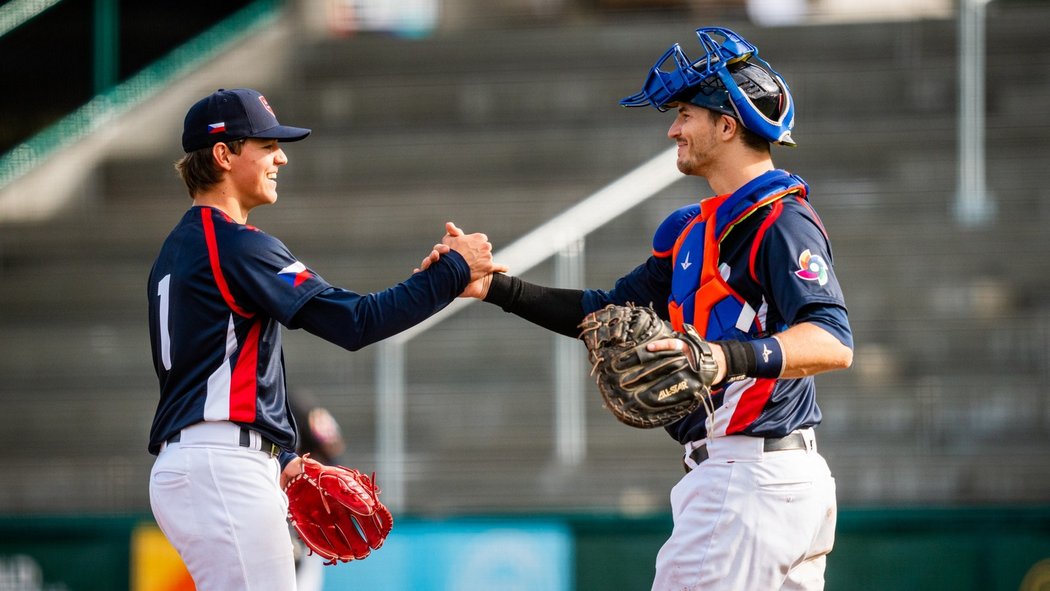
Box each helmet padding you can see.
[685,62,783,125]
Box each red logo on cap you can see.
[258,95,275,117]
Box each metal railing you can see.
[0,0,61,37]
[954,0,994,226]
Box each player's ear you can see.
[211,142,234,171]
[718,114,737,140]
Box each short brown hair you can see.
[707,110,770,154]
[174,139,246,198]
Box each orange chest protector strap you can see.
[666,185,802,340]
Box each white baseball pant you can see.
[149,421,297,591]
[652,428,837,591]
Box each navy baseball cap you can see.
[181,88,311,153]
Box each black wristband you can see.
[714,339,755,384]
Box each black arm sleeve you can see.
[483,273,586,338]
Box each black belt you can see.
[167,427,281,457]
[687,431,809,469]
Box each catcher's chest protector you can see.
[665,172,807,340]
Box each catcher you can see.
[429,27,854,591]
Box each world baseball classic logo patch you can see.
[794,249,828,286]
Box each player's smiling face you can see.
[229,138,288,208]
[667,102,721,176]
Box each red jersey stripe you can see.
[201,209,254,319]
[749,199,784,284]
[229,318,261,422]
[726,378,776,434]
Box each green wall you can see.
[2,508,1049,590]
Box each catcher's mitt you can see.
[579,304,718,428]
[284,454,393,564]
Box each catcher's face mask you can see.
[620,27,796,147]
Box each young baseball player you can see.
[440,27,853,590]
[146,88,505,591]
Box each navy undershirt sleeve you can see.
[579,256,674,318]
[290,250,470,350]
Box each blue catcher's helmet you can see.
[620,27,796,146]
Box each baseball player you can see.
[146,88,505,591]
[436,27,853,590]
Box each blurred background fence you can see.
[1,0,1048,589]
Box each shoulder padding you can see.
[652,204,701,258]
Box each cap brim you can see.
[249,124,311,143]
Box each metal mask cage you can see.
[620,27,796,146]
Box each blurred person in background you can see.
[288,390,347,591]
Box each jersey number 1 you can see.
[157,274,172,371]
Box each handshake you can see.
[414,221,508,299]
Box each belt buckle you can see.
[240,427,280,457]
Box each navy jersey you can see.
[580,169,851,445]
[146,206,468,455]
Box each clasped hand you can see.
[415,222,508,297]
